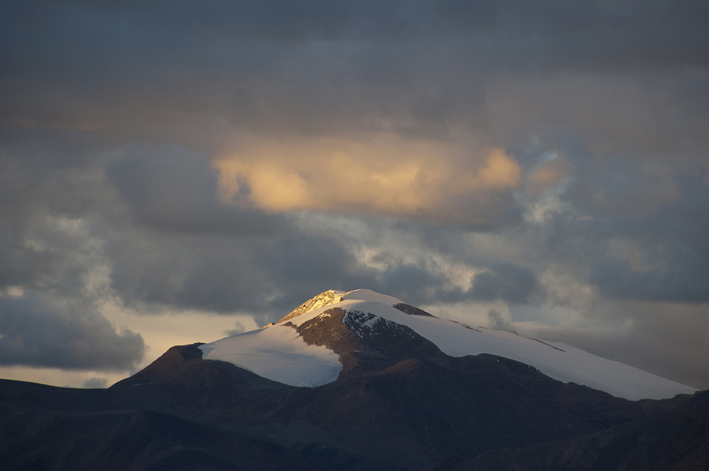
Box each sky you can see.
[1,0,708,390]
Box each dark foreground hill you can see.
[433,389,709,471]
[1,341,706,471]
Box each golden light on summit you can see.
[213,135,521,223]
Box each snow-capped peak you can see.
[277,289,346,324]
[199,288,697,400]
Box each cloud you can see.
[83,376,109,388]
[105,215,369,317]
[0,132,147,372]
[535,171,709,304]
[107,145,283,236]
[526,154,573,198]
[590,249,709,303]
[487,309,513,330]
[471,263,537,303]
[224,321,246,337]
[3,1,707,162]
[0,293,144,370]
[214,136,521,225]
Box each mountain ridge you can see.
[0,288,705,470]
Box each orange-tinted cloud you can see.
[213,135,521,224]
[470,147,522,190]
[526,155,573,197]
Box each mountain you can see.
[200,289,694,400]
[0,288,706,471]
[432,389,709,471]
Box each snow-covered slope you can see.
[198,321,342,388]
[199,289,696,400]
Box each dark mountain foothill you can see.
[0,292,706,471]
[431,389,709,471]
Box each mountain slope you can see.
[433,389,709,471]
[0,407,323,471]
[0,339,667,471]
[0,288,703,471]
[223,354,652,470]
[200,289,695,400]
[115,328,675,469]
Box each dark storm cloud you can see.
[106,221,465,319]
[0,131,145,371]
[374,262,446,306]
[262,230,482,310]
[107,145,283,236]
[590,256,709,303]
[471,263,537,303]
[105,210,518,321]
[5,1,707,69]
[262,233,371,297]
[104,224,269,315]
[0,128,111,294]
[585,177,709,303]
[0,293,144,370]
[516,148,709,306]
[352,254,538,307]
[103,214,370,318]
[2,0,707,145]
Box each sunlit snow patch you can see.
[199,323,342,387]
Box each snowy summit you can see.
[199,289,696,400]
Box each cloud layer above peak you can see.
[214,136,521,225]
